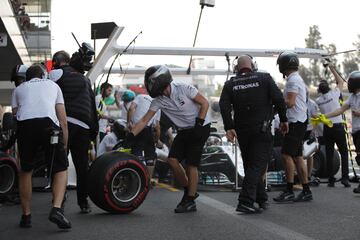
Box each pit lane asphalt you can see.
[1,183,359,240]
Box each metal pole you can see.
[93,30,96,60]
[186,5,204,74]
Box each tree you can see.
[213,83,223,97]
[304,25,323,85]
[341,34,360,78]
[322,43,339,83]
[302,25,342,86]
[298,65,312,85]
[353,34,360,62]
[342,53,359,78]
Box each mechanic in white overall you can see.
[273,52,312,203]
[12,64,71,229]
[128,93,160,178]
[315,64,350,187]
[324,71,360,193]
[127,65,210,213]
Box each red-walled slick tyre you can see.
[0,153,18,197]
[88,151,149,214]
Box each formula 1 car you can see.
[199,134,244,187]
[197,132,340,188]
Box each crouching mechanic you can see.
[323,71,360,193]
[11,64,71,229]
[219,55,288,213]
[128,93,160,179]
[97,119,128,157]
[127,65,210,213]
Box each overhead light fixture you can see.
[186,0,215,74]
[200,0,215,7]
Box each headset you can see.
[232,54,258,74]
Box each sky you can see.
[51,0,360,83]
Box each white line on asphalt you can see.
[197,195,316,240]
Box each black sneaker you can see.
[48,207,72,229]
[181,192,199,202]
[258,202,269,210]
[174,199,197,213]
[79,201,91,214]
[341,178,351,188]
[19,214,32,228]
[236,202,262,214]
[328,177,336,187]
[353,184,360,194]
[273,191,295,203]
[308,176,320,187]
[293,190,313,202]
[327,182,335,187]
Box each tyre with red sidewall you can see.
[0,152,18,197]
[88,151,149,214]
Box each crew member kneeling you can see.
[12,64,71,229]
[127,65,210,213]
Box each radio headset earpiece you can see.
[245,54,258,72]
[232,56,239,74]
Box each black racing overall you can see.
[219,71,287,206]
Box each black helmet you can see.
[11,64,28,87]
[317,80,330,94]
[277,51,299,74]
[144,65,173,98]
[113,119,127,139]
[348,71,360,93]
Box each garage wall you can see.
[0,18,22,105]
[0,18,22,82]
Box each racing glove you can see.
[194,117,205,139]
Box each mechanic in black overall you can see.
[127,65,210,213]
[12,64,71,229]
[315,63,350,187]
[50,51,99,213]
[219,55,288,213]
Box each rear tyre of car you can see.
[0,159,17,197]
[88,151,149,213]
[2,112,15,131]
[313,145,340,178]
